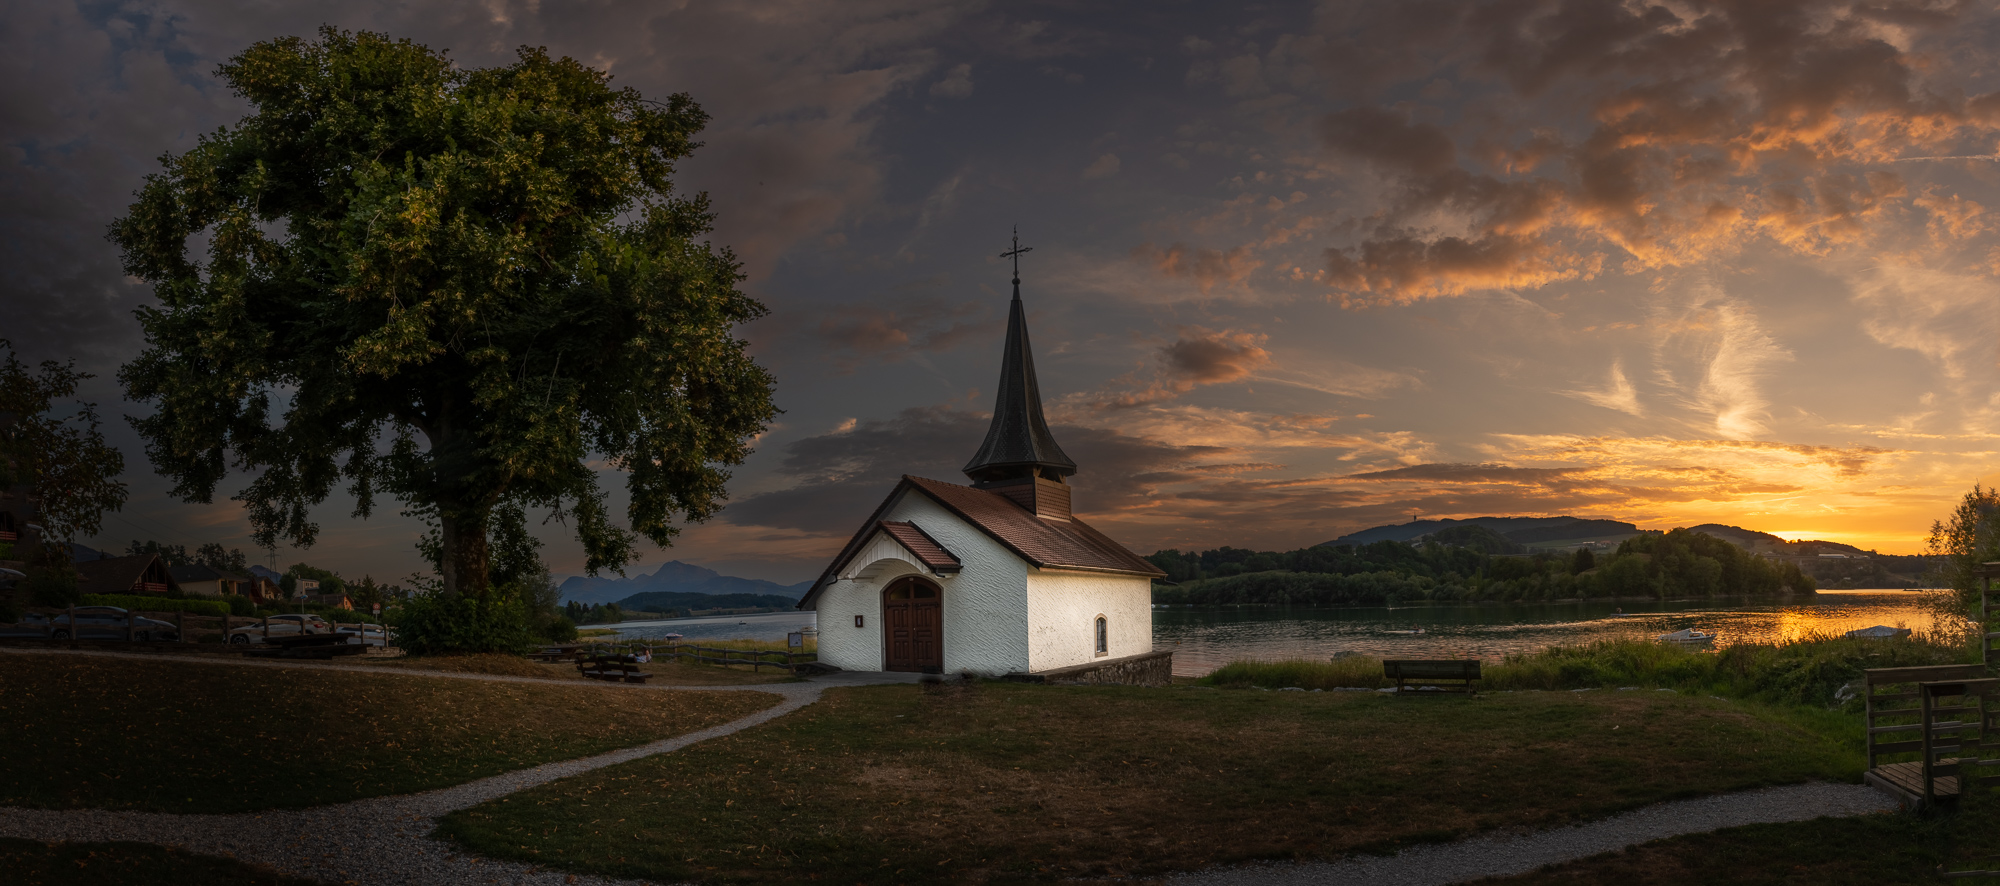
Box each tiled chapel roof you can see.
[876,521,961,573]
[798,475,1164,609]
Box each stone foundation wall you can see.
[1003,649,1172,687]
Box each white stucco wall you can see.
[810,490,1032,675]
[1025,569,1154,672]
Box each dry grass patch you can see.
[355,652,796,685]
[353,653,584,680]
[0,652,778,814]
[1480,798,2000,885]
[440,682,1859,884]
[0,838,326,886]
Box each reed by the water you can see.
[1200,629,1972,708]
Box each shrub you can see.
[391,590,537,655]
[221,593,255,616]
[80,594,231,617]
[23,566,78,608]
[1200,634,1970,709]
[536,613,579,644]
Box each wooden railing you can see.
[1,607,391,649]
[580,641,816,673]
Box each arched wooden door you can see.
[882,576,943,673]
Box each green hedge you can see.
[79,595,231,617]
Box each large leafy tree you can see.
[0,340,129,560]
[111,29,778,597]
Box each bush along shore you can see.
[1202,633,1966,708]
[1151,528,1814,607]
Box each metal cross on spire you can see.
[999,225,1032,285]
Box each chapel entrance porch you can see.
[882,576,942,673]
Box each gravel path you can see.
[1167,782,1900,886]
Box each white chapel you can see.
[797,243,1168,681]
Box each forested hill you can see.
[1321,516,1641,547]
[560,561,811,605]
[1149,528,1815,607]
[614,591,799,612]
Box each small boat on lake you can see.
[1383,627,1426,635]
[661,633,684,641]
[1844,625,1911,640]
[1657,628,1717,644]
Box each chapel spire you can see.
[964,229,1078,508]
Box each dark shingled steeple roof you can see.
[963,282,1076,482]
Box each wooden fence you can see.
[577,640,816,673]
[1,606,390,649]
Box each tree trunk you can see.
[438,510,491,598]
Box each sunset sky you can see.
[10,0,2000,584]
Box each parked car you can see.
[45,606,180,641]
[227,613,334,645]
[0,612,53,638]
[335,623,393,647]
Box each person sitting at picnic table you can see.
[633,647,651,663]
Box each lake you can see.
[1155,590,1949,676]
[607,590,1949,678]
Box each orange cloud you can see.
[1310,0,2000,302]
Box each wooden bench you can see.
[1383,659,1480,695]
[1862,664,1997,809]
[533,645,581,662]
[577,654,653,684]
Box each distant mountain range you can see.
[559,560,812,606]
[1321,516,1878,557]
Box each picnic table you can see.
[577,653,653,684]
[533,644,582,662]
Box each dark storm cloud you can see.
[0,0,978,368]
[794,296,996,373]
[720,406,1228,535]
[1306,0,2000,301]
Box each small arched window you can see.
[1094,615,1108,656]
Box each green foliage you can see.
[1925,483,1998,632]
[126,540,251,574]
[1203,634,1965,708]
[0,340,127,551]
[126,540,187,563]
[1153,529,1813,606]
[79,595,230,617]
[564,601,626,624]
[1569,547,1595,574]
[23,566,79,608]
[279,563,347,597]
[391,588,538,655]
[109,27,778,599]
[220,593,255,616]
[1426,524,1524,554]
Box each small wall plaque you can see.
[854,614,864,628]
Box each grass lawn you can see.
[349,651,801,686]
[0,652,777,814]
[438,681,1862,884]
[1484,797,2000,884]
[0,838,325,886]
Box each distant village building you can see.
[168,563,249,598]
[799,239,1168,682]
[75,554,180,596]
